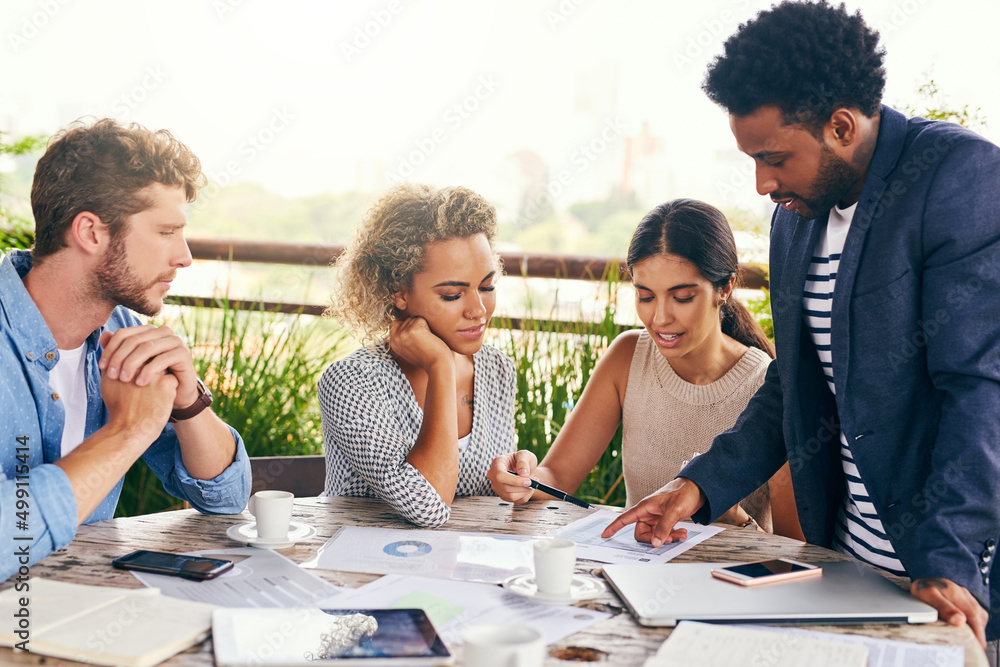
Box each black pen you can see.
[507,470,594,509]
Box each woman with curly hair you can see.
[319,184,515,528]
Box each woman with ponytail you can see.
[489,199,801,538]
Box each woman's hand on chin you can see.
[389,317,454,372]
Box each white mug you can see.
[533,538,577,596]
[462,623,545,667]
[247,490,294,540]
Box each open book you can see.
[0,578,215,667]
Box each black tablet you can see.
[213,607,453,666]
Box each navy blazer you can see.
[682,106,1000,639]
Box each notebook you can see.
[0,578,215,667]
[602,561,938,627]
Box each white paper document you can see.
[547,509,723,564]
[131,547,343,607]
[326,574,610,645]
[646,621,869,667]
[749,625,964,667]
[302,526,536,583]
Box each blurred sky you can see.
[3,0,998,222]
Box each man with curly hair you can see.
[605,1,1000,656]
[1,119,251,579]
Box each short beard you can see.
[796,144,859,218]
[94,233,163,317]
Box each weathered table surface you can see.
[3,496,987,666]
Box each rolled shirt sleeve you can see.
[1,462,78,581]
[142,423,252,515]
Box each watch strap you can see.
[169,378,213,423]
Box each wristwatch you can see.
[738,515,762,531]
[169,378,213,423]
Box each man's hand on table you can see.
[911,577,989,649]
[600,477,705,546]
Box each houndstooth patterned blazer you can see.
[318,340,516,527]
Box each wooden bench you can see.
[249,455,325,497]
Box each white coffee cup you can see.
[533,538,577,596]
[462,623,545,667]
[247,490,294,540]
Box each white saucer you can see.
[501,573,606,605]
[226,522,317,549]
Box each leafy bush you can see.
[114,300,352,517]
[0,226,32,252]
[491,267,633,507]
[744,287,773,342]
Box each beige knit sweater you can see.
[621,331,773,531]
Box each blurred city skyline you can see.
[3,0,998,230]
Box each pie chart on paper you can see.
[382,540,433,557]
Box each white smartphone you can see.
[710,558,822,587]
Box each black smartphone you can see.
[112,549,234,580]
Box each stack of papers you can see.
[646,622,868,667]
[547,510,723,564]
[326,574,611,645]
[645,622,964,667]
[301,511,722,584]
[0,579,215,667]
[129,547,343,607]
[302,527,536,583]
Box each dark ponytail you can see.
[721,299,774,358]
[627,198,774,359]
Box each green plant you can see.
[115,300,353,517]
[901,79,987,130]
[0,226,33,253]
[0,130,46,251]
[491,264,634,507]
[744,287,773,343]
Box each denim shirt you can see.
[1,250,251,580]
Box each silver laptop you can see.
[602,561,938,627]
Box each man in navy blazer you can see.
[604,1,999,656]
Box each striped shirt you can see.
[803,203,905,576]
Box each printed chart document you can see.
[645,621,868,667]
[327,574,610,645]
[302,526,535,583]
[131,547,343,607]
[749,625,964,667]
[0,579,214,667]
[548,510,723,564]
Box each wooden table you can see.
[3,496,987,666]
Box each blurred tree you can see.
[901,79,987,130]
[568,189,640,234]
[188,182,369,243]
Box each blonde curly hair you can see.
[326,184,500,342]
